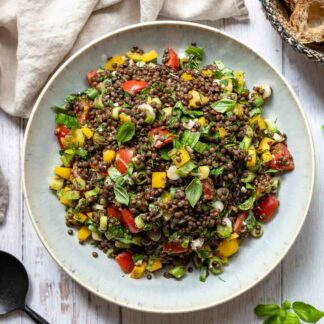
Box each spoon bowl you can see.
[0,251,49,323]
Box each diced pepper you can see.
[105,56,125,71]
[70,129,85,147]
[103,150,116,163]
[126,52,142,61]
[141,50,158,62]
[147,259,162,272]
[81,127,93,139]
[122,80,148,95]
[163,241,188,254]
[77,226,91,241]
[161,191,172,202]
[59,196,72,207]
[233,103,244,117]
[258,137,275,153]
[50,176,64,191]
[56,125,70,149]
[149,127,174,149]
[115,252,134,273]
[116,149,134,175]
[73,213,87,223]
[119,112,132,123]
[54,167,71,180]
[250,115,266,130]
[86,70,98,87]
[181,72,194,81]
[188,90,209,108]
[152,172,167,188]
[202,178,215,200]
[107,207,121,218]
[130,262,147,279]
[218,237,239,257]
[234,71,245,87]
[201,69,213,77]
[246,146,257,169]
[121,209,141,233]
[164,48,179,70]
[77,101,91,125]
[261,150,273,163]
[169,148,191,168]
[217,127,228,138]
[198,116,206,127]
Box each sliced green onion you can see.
[169,266,186,280]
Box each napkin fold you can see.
[0,0,248,118]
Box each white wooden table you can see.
[1,1,324,323]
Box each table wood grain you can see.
[1,1,323,323]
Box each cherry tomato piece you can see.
[107,207,121,219]
[121,80,148,95]
[254,195,279,223]
[202,178,215,201]
[115,252,134,273]
[163,241,188,254]
[269,143,294,171]
[115,149,134,175]
[165,48,179,70]
[121,209,141,234]
[86,70,98,87]
[148,127,175,149]
[233,212,247,234]
[56,125,70,148]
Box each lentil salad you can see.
[50,44,294,281]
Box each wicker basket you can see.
[261,0,324,63]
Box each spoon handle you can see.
[23,304,49,324]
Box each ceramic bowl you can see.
[23,21,314,313]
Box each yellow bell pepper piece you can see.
[103,150,116,164]
[73,213,88,223]
[152,172,167,188]
[86,212,93,220]
[130,262,147,279]
[261,150,273,163]
[181,72,194,81]
[188,90,209,108]
[234,71,245,87]
[77,226,91,241]
[233,103,244,117]
[141,50,158,62]
[71,129,85,147]
[217,127,228,138]
[59,196,72,206]
[119,113,132,123]
[250,115,266,130]
[218,238,239,257]
[161,191,172,202]
[221,77,233,92]
[105,56,125,71]
[81,127,93,139]
[201,69,213,77]
[246,146,257,169]
[54,167,71,180]
[197,116,206,127]
[148,259,162,272]
[258,137,275,153]
[169,148,191,167]
[126,52,142,61]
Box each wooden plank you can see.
[281,44,324,307]
[0,111,23,324]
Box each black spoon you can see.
[0,251,49,324]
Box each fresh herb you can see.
[255,300,324,324]
[210,166,224,177]
[65,94,79,104]
[211,99,236,113]
[160,148,171,161]
[108,167,124,184]
[113,183,129,206]
[55,113,80,129]
[184,45,204,70]
[250,107,263,117]
[185,178,203,208]
[182,110,204,118]
[181,131,200,148]
[74,147,88,158]
[84,88,99,99]
[194,141,209,154]
[238,185,256,210]
[116,122,135,146]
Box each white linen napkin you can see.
[0,0,247,223]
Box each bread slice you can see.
[290,0,324,43]
[283,0,298,12]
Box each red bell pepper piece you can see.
[163,241,188,254]
[202,178,215,201]
[121,80,148,95]
[107,207,121,219]
[121,209,141,234]
[165,48,179,70]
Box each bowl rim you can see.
[22,20,315,314]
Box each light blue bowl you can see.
[23,21,314,313]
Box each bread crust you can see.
[283,0,298,12]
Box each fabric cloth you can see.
[0,0,247,223]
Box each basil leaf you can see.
[74,147,88,158]
[114,183,129,206]
[249,107,263,117]
[65,94,79,104]
[108,167,123,183]
[255,304,281,317]
[194,141,209,154]
[284,312,301,324]
[214,60,225,70]
[210,166,224,177]
[185,46,204,60]
[84,88,99,99]
[238,189,256,211]
[264,315,283,324]
[116,122,135,146]
[160,149,171,161]
[293,302,324,323]
[55,113,80,129]
[211,99,236,113]
[181,131,200,148]
[185,178,202,208]
[183,110,204,118]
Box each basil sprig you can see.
[185,178,202,208]
[116,122,135,146]
[55,112,80,129]
[239,184,256,211]
[113,183,129,206]
[255,300,324,323]
[211,98,236,113]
